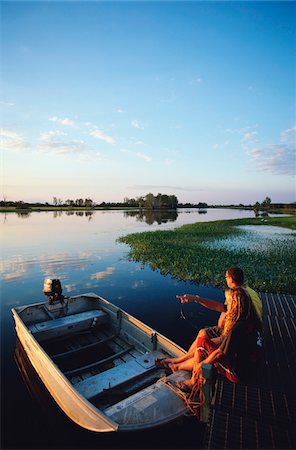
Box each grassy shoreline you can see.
[118,216,296,294]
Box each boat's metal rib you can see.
[64,346,134,376]
[41,305,55,320]
[51,334,118,360]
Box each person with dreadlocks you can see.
[156,267,262,372]
[180,266,262,337]
[164,287,262,388]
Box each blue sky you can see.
[1,1,295,205]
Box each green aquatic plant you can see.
[118,217,296,294]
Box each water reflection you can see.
[254,210,269,218]
[1,209,291,287]
[17,212,31,219]
[15,338,53,410]
[65,210,95,219]
[124,209,178,224]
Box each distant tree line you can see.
[253,196,272,213]
[178,202,208,209]
[55,197,95,208]
[123,193,178,210]
[0,194,295,211]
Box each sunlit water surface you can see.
[203,225,296,253]
[1,209,290,449]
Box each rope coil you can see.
[158,375,205,417]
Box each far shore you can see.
[1,205,295,215]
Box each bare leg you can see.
[163,349,194,365]
[169,356,195,373]
[158,329,208,366]
[177,348,205,388]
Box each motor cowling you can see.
[43,278,64,304]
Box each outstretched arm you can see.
[177,294,225,313]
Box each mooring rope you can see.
[158,375,205,416]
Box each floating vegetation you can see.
[203,225,296,254]
[118,217,296,294]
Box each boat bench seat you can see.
[104,370,191,426]
[74,350,166,400]
[28,309,108,342]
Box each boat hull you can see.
[12,293,190,432]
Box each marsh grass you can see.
[118,216,296,293]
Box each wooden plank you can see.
[268,293,279,317]
[74,350,165,400]
[285,294,296,317]
[274,293,287,317]
[261,292,270,317]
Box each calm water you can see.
[0,208,275,449]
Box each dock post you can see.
[200,363,212,423]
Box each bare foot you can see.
[169,362,179,372]
[155,358,172,369]
[176,379,194,392]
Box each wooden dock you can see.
[202,292,296,449]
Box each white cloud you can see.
[117,108,125,113]
[40,130,67,140]
[246,143,295,176]
[49,116,75,126]
[281,125,296,143]
[89,128,116,144]
[131,120,145,130]
[225,125,258,135]
[0,101,14,107]
[39,130,88,155]
[244,125,296,176]
[0,128,30,152]
[246,147,261,157]
[190,77,203,86]
[129,184,205,192]
[129,137,144,145]
[90,267,115,280]
[136,152,152,162]
[164,158,175,166]
[131,280,145,289]
[64,284,77,293]
[0,256,28,282]
[241,131,257,141]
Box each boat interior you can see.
[16,295,176,413]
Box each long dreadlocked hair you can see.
[222,287,251,336]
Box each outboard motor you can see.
[43,278,64,305]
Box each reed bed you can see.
[118,217,296,294]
